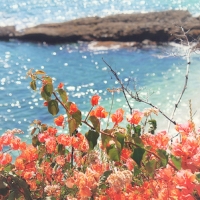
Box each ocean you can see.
[0,0,200,142]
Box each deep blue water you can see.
[0,1,200,142]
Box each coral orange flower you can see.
[141,131,169,152]
[21,145,38,162]
[65,177,75,188]
[15,157,24,170]
[89,110,95,116]
[10,136,21,150]
[23,171,35,180]
[92,106,108,118]
[1,133,13,146]
[47,126,57,136]
[57,134,71,146]
[80,139,89,152]
[45,136,57,153]
[58,82,64,89]
[79,186,92,198]
[111,108,124,126]
[121,148,132,162]
[71,136,81,149]
[126,158,135,171]
[19,141,26,150]
[55,155,65,166]
[38,131,49,143]
[127,110,144,125]
[43,101,48,106]
[174,169,196,193]
[54,115,64,126]
[91,94,100,106]
[175,120,194,136]
[0,140,2,151]
[0,153,12,165]
[69,103,78,114]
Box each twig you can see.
[106,91,114,128]
[53,92,68,113]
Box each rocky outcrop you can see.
[0,10,200,44]
[0,26,15,40]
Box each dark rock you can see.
[0,26,16,40]
[1,10,200,44]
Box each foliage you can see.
[0,69,200,200]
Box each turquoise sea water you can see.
[0,1,200,142]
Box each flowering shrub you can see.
[1,69,200,200]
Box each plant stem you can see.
[106,92,114,128]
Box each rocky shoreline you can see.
[0,10,200,46]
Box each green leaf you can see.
[32,135,40,147]
[57,144,65,155]
[41,124,48,132]
[148,119,157,134]
[72,110,82,126]
[3,164,15,173]
[131,147,145,167]
[145,160,157,176]
[171,155,182,170]
[196,173,200,183]
[35,70,46,75]
[89,116,100,132]
[41,90,51,101]
[99,170,113,189]
[30,80,36,90]
[68,118,77,135]
[134,125,141,136]
[133,135,144,148]
[65,101,72,110]
[115,132,125,150]
[38,145,46,160]
[115,140,122,153]
[43,83,53,97]
[43,76,52,84]
[58,88,68,103]
[107,144,120,161]
[48,100,59,116]
[85,130,99,150]
[8,191,16,200]
[157,149,168,167]
[134,165,141,176]
[126,124,132,135]
[101,132,112,149]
